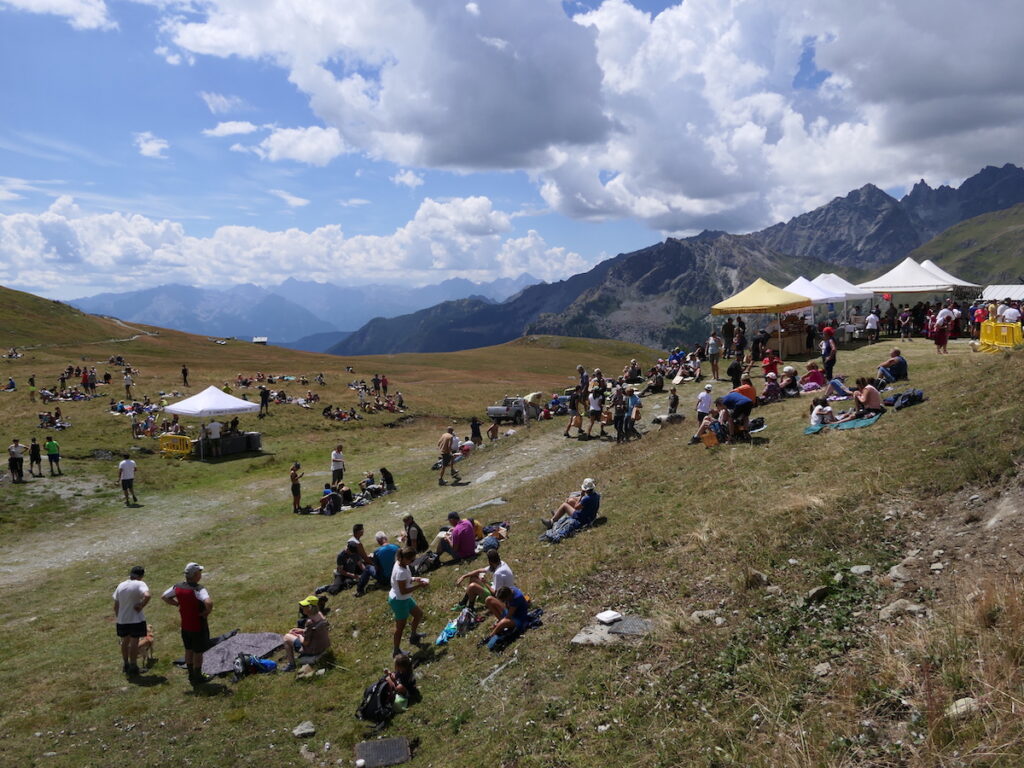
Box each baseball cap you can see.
[298,595,319,607]
[581,478,596,491]
[704,384,713,391]
[184,562,204,576]
[765,372,777,379]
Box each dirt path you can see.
[0,416,658,588]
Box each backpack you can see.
[411,551,440,576]
[356,676,395,723]
[232,652,276,680]
[895,389,925,411]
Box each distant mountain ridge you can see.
[331,163,1024,355]
[70,273,539,349]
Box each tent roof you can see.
[983,284,1024,301]
[783,276,844,305]
[856,258,953,293]
[164,385,260,418]
[811,273,875,301]
[711,278,812,315]
[919,259,981,288]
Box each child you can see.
[385,654,420,712]
[809,397,837,426]
[800,361,826,391]
[695,383,713,424]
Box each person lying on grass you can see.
[453,549,516,613]
[478,586,530,646]
[280,595,331,672]
[540,478,601,534]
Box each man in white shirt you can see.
[864,311,880,343]
[453,549,515,614]
[7,437,27,483]
[330,443,346,484]
[206,419,222,457]
[1003,304,1022,323]
[113,565,151,676]
[118,453,138,505]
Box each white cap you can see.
[184,562,204,576]
[704,384,713,391]
[581,478,596,491]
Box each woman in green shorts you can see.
[389,547,428,656]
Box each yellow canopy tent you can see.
[711,278,812,362]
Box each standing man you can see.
[113,565,151,676]
[381,374,389,397]
[437,427,461,486]
[118,453,138,505]
[181,364,189,387]
[259,385,271,417]
[206,418,222,458]
[721,317,735,357]
[331,443,346,484]
[372,374,381,396]
[28,437,42,478]
[44,435,62,475]
[124,371,134,399]
[865,309,880,344]
[7,437,27,483]
[162,562,212,685]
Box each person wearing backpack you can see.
[389,547,429,656]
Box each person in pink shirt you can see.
[800,361,826,391]
[436,512,476,563]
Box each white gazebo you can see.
[165,386,260,418]
[918,259,980,288]
[857,258,954,293]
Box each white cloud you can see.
[0,0,114,30]
[198,91,246,115]
[133,131,169,159]
[202,121,259,137]
[235,126,345,166]
[268,189,310,207]
[465,2,479,16]
[339,198,370,207]
[154,45,190,66]
[391,169,424,188]
[0,195,583,295]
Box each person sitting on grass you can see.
[825,375,854,399]
[318,542,365,595]
[809,397,848,426]
[758,372,782,404]
[478,586,530,647]
[718,391,753,441]
[876,348,908,384]
[280,595,331,672]
[539,478,601,541]
[379,467,397,492]
[371,532,400,591]
[690,404,730,445]
[779,366,802,398]
[453,549,516,613]
[384,653,420,712]
[800,361,826,391]
[435,512,477,564]
[853,377,885,418]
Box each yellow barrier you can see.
[159,434,193,457]
[979,320,1023,351]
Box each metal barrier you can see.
[979,320,1023,351]
[159,434,193,457]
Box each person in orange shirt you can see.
[732,373,757,403]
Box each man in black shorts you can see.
[162,562,213,685]
[113,565,151,676]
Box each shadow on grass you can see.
[128,674,168,687]
[409,644,445,668]
[186,682,232,697]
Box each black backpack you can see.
[411,551,440,576]
[895,389,925,411]
[356,676,394,723]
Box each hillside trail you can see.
[0,415,653,589]
[21,317,159,351]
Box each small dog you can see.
[136,624,156,667]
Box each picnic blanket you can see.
[804,412,883,435]
[201,632,284,676]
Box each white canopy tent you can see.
[783,276,844,304]
[983,285,1024,301]
[811,273,875,302]
[856,258,953,293]
[919,259,980,288]
[165,386,260,418]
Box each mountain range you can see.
[331,163,1024,355]
[70,273,538,350]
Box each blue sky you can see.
[1,0,1022,298]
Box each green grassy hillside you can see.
[1,286,1023,767]
[0,284,144,348]
[911,203,1024,284]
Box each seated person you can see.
[318,542,365,595]
[371,532,400,590]
[436,512,477,563]
[853,377,885,418]
[690,405,731,444]
[877,348,908,383]
[779,366,801,397]
[318,484,341,515]
[732,374,757,404]
[540,478,601,538]
[478,586,530,646]
[808,397,850,426]
[360,471,383,497]
[379,466,397,491]
[825,376,854,399]
[337,482,355,507]
[800,361,826,390]
[639,371,665,396]
[761,349,781,378]
[384,653,420,711]
[758,373,782,404]
[280,595,331,671]
[454,549,515,613]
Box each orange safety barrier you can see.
[159,434,193,457]
[979,320,1023,351]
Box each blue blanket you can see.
[804,412,883,435]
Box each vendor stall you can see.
[711,278,812,361]
[163,386,261,460]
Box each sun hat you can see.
[581,478,596,491]
[783,365,796,374]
